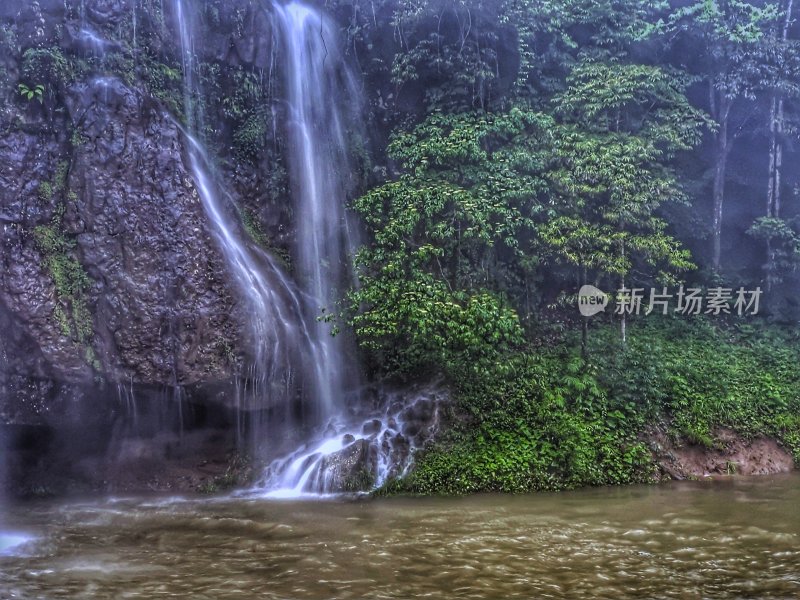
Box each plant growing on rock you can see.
[18,83,44,103]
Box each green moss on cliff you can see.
[232,109,268,160]
[240,207,292,270]
[33,165,95,357]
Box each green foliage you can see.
[20,47,73,98]
[18,83,44,103]
[140,57,183,118]
[240,207,291,269]
[555,62,708,151]
[747,217,800,286]
[32,165,94,352]
[350,71,703,368]
[349,108,554,374]
[198,452,253,494]
[595,319,800,458]
[400,348,654,494]
[37,181,53,202]
[499,0,669,98]
[232,109,268,159]
[240,207,269,248]
[396,319,800,494]
[664,0,782,135]
[351,270,524,376]
[542,60,706,286]
[219,68,262,121]
[34,220,93,345]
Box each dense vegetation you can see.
[335,0,800,492]
[392,320,800,493]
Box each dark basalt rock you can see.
[318,438,377,492]
[65,76,242,386]
[0,71,243,421]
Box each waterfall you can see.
[173,0,332,444]
[171,0,437,495]
[271,0,363,418]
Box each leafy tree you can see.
[543,61,705,344]
[747,216,800,290]
[386,0,508,111]
[666,0,781,272]
[500,0,666,98]
[348,109,553,375]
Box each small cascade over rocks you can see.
[258,385,448,496]
[73,27,117,56]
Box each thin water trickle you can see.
[177,0,292,427]
[77,28,110,56]
[131,0,137,52]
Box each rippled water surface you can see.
[2,474,799,599]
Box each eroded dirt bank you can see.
[649,427,795,480]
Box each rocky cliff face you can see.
[0,0,278,425]
[0,0,516,427]
[0,0,519,496]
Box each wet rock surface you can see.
[318,439,377,492]
[66,76,240,386]
[261,383,449,494]
[0,1,254,426]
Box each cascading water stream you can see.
[172,0,441,494]
[271,0,363,417]
[255,0,369,495]
[173,0,332,443]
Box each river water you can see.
[1,474,798,598]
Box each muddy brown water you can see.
[1,474,799,599]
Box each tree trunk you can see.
[619,243,626,348]
[763,0,793,289]
[767,94,778,218]
[767,0,794,220]
[581,266,588,361]
[712,109,729,272]
[775,100,784,217]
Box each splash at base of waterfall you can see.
[0,532,35,556]
[253,386,446,498]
